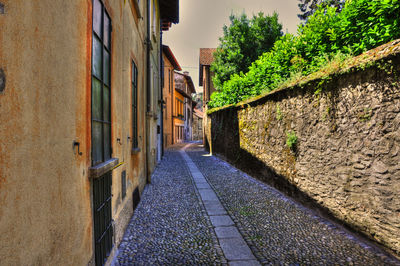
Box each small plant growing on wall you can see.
[276,103,283,120]
[286,131,298,152]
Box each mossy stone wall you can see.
[206,53,400,255]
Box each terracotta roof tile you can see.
[199,48,216,66]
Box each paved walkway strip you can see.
[185,143,399,265]
[180,145,261,265]
[114,145,225,265]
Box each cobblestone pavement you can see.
[186,143,399,265]
[115,144,226,265]
[114,143,399,265]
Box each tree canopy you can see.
[209,0,400,108]
[298,0,345,20]
[210,12,283,89]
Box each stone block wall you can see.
[206,45,400,255]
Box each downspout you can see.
[145,0,151,183]
[171,71,174,145]
[160,30,164,157]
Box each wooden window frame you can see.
[132,60,139,151]
[91,0,112,166]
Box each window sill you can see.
[131,147,141,155]
[89,158,119,179]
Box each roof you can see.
[160,0,179,25]
[199,48,216,86]
[199,48,216,66]
[184,74,196,94]
[163,45,182,71]
[175,71,196,95]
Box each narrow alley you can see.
[114,143,397,265]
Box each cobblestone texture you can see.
[115,143,399,265]
[186,144,399,265]
[115,145,225,265]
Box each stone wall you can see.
[205,41,400,255]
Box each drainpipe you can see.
[145,0,151,183]
[160,30,164,157]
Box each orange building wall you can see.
[162,54,175,148]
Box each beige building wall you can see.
[0,0,153,265]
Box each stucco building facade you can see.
[174,71,196,142]
[162,45,181,148]
[0,0,178,265]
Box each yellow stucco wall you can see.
[0,1,93,264]
[0,0,153,264]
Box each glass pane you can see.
[104,50,110,86]
[92,121,103,164]
[93,0,102,37]
[135,68,138,87]
[104,124,111,160]
[92,78,102,120]
[92,36,102,79]
[132,62,136,83]
[103,85,110,122]
[104,13,111,49]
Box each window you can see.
[132,61,138,149]
[175,98,184,119]
[170,71,173,92]
[92,0,112,166]
[168,69,171,93]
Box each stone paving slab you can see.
[210,215,234,227]
[229,260,261,266]
[196,183,212,189]
[204,203,227,216]
[215,226,242,238]
[198,189,219,201]
[219,238,256,261]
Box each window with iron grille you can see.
[92,0,112,166]
[121,170,126,199]
[132,61,138,149]
[168,69,171,93]
[92,1,113,265]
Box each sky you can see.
[163,0,301,93]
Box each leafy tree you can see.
[298,0,345,20]
[211,12,283,89]
[209,0,400,108]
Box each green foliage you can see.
[298,0,345,20]
[208,0,400,108]
[210,12,283,89]
[286,131,298,151]
[276,104,283,120]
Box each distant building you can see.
[199,48,217,106]
[174,71,196,142]
[193,91,204,111]
[162,45,182,148]
[192,108,204,141]
[199,48,216,147]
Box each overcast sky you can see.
[163,0,301,93]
